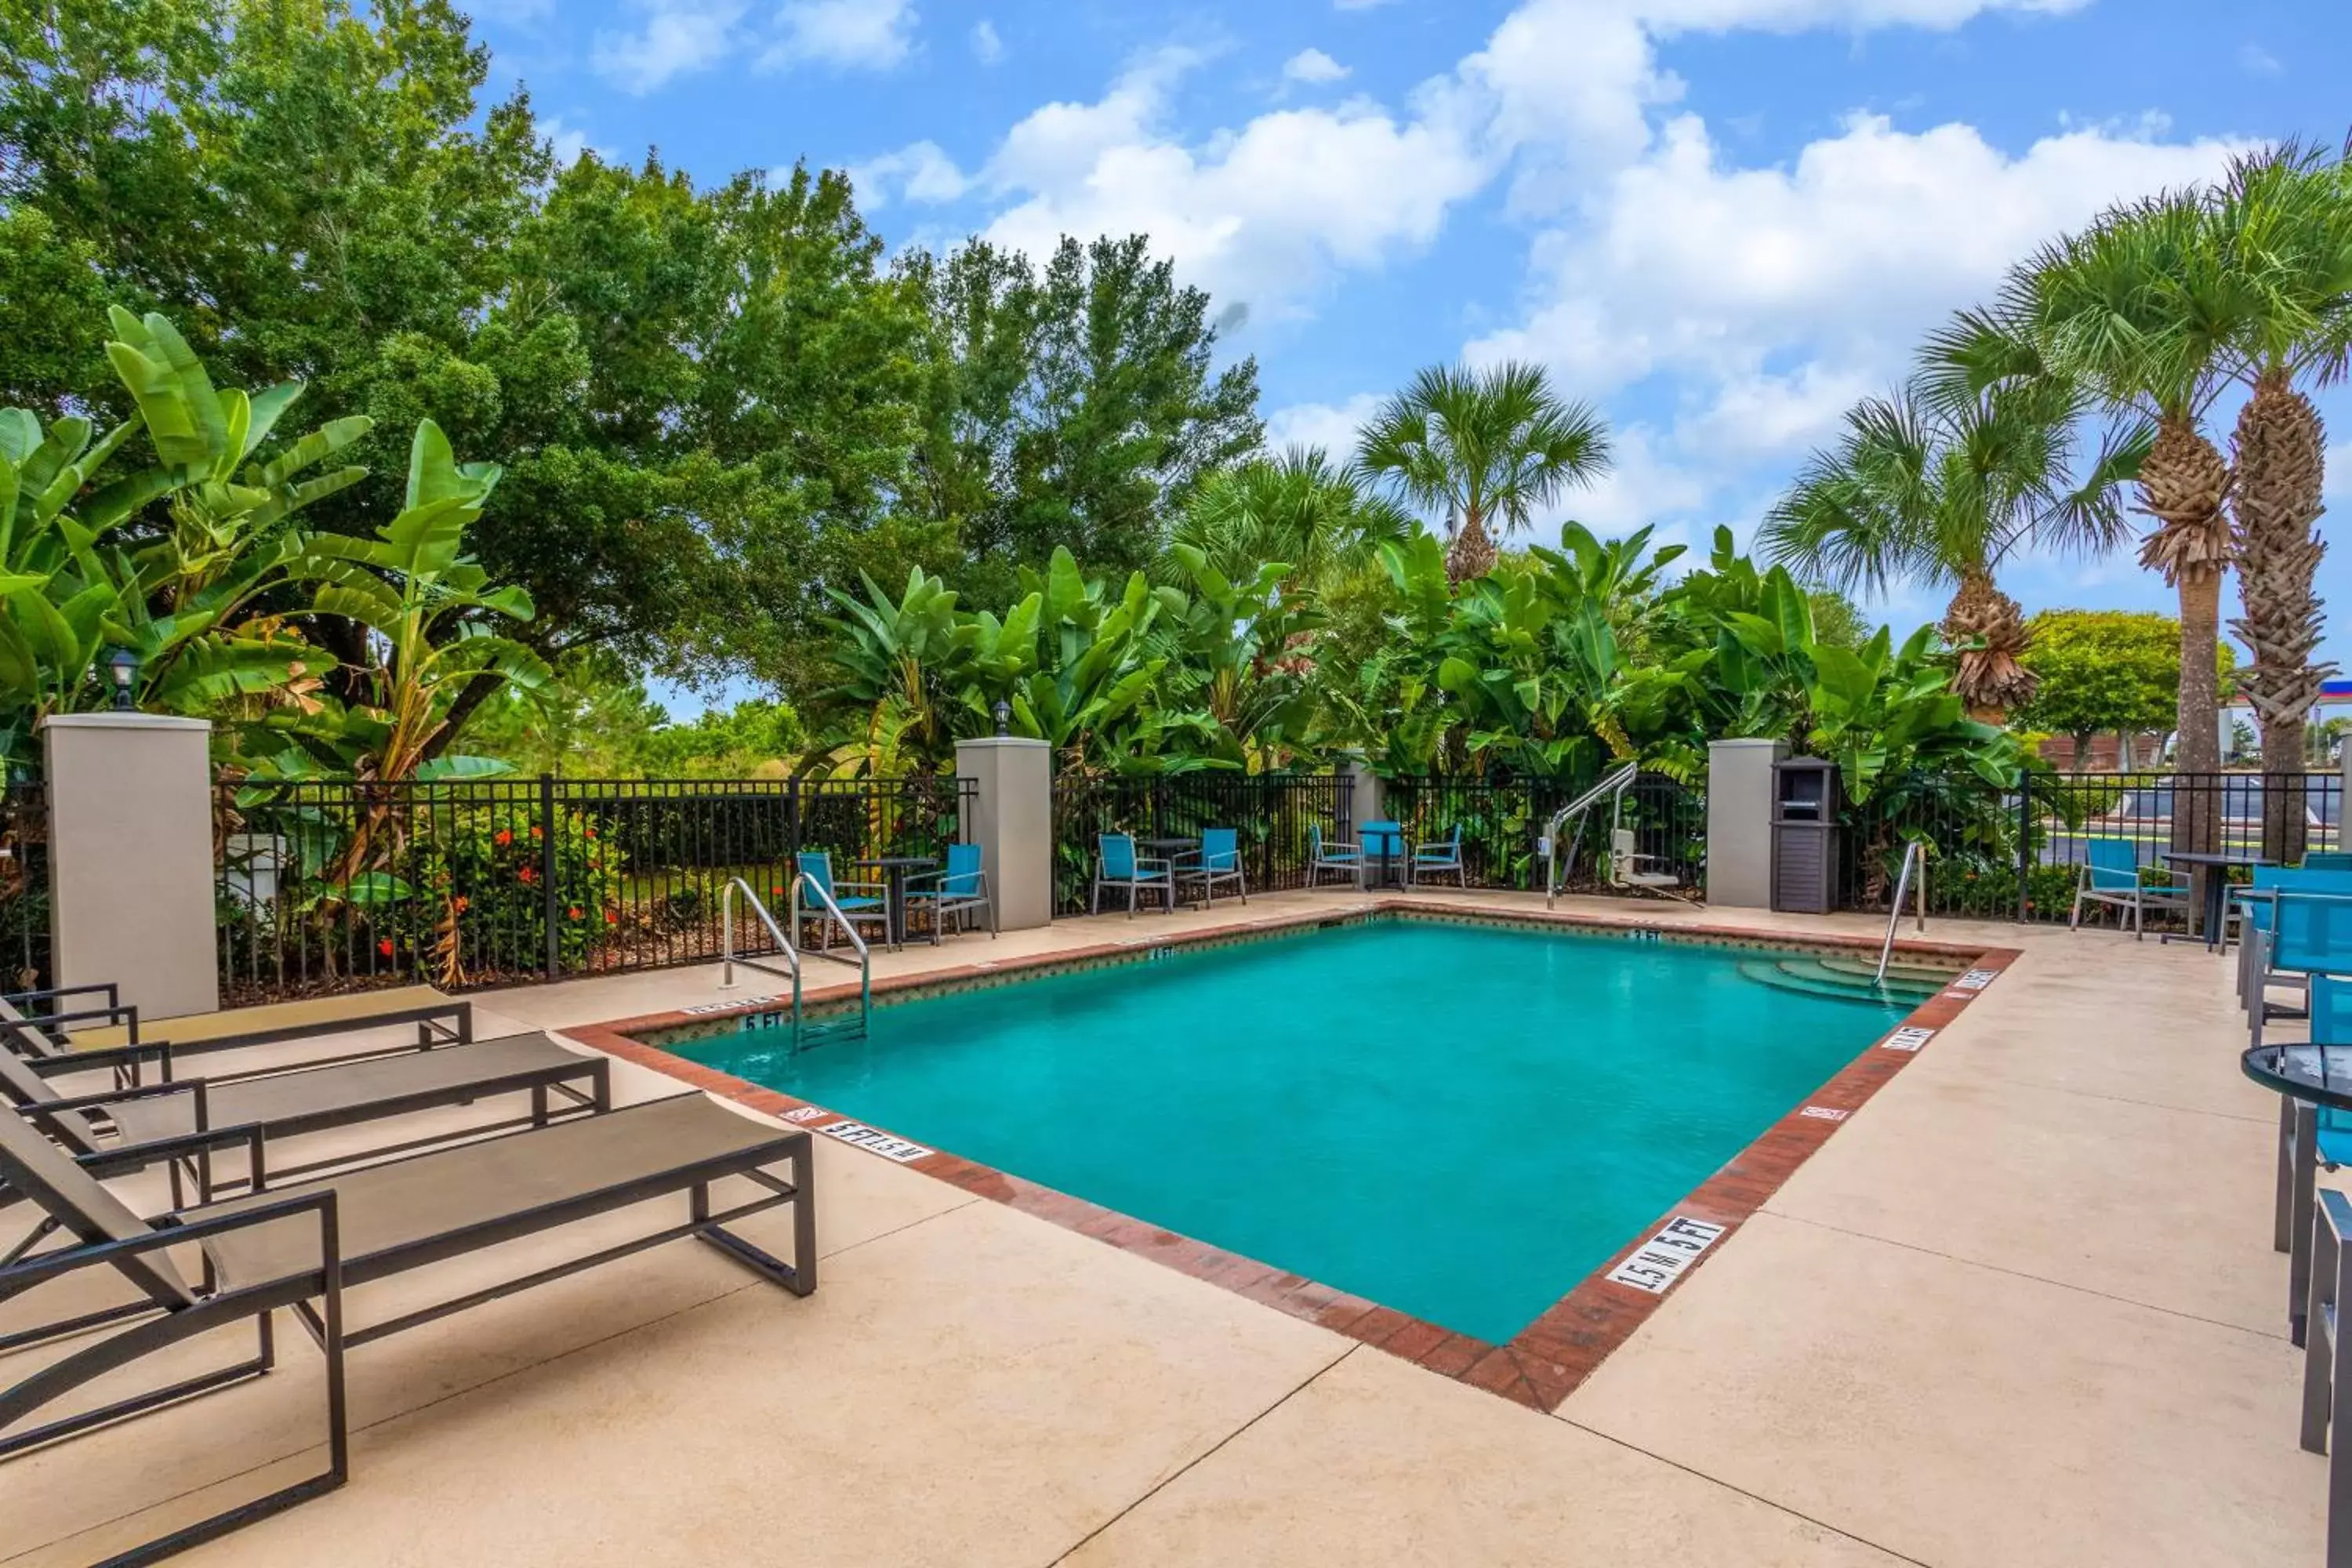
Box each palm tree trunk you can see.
[1446,514,1498,585]
[2173,569,2225,864]
[2230,370,2332,865]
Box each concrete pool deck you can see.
[1,889,2324,1566]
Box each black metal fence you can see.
[1051,772,1356,915]
[0,784,47,991]
[1050,769,1710,913]
[1838,770,2347,924]
[216,775,974,1001]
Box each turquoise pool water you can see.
[675,917,1914,1342]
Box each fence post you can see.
[539,772,560,978]
[2016,774,2033,924]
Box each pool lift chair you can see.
[1544,764,1697,907]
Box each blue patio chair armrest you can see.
[1136,855,1177,875]
[827,878,892,897]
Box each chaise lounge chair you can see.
[0,1023,612,1200]
[0,1091,815,1566]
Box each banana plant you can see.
[261,420,550,788]
[0,309,374,771]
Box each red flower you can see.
[585,827,597,840]
[568,906,583,920]
[518,865,538,884]
[452,895,470,913]
[494,829,513,847]
[378,938,394,958]
[530,825,543,839]
[605,911,619,925]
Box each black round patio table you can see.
[851,855,936,950]
[2163,848,2272,952]
[2243,1042,2352,1111]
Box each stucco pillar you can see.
[954,736,1052,931]
[1707,737,1789,909]
[42,713,220,1021]
[1336,751,1378,833]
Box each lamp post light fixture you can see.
[105,647,140,713]
[992,698,1012,737]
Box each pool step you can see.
[1737,956,1945,1007]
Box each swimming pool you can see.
[667,916,1927,1343]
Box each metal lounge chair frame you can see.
[0,1093,815,1566]
[1175,827,1248,908]
[1092,833,1179,916]
[4,996,476,1094]
[0,1028,612,1201]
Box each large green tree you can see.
[2015,609,2206,771]
[899,234,1264,605]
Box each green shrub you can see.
[397,805,622,982]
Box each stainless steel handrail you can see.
[788,871,873,1036]
[1874,840,1928,985]
[722,877,804,1042]
[1544,761,1641,907]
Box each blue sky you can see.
[461,0,2352,710]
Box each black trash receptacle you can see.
[1771,758,1841,914]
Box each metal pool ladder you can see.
[1873,840,1929,985]
[720,876,871,1051]
[1543,761,1640,907]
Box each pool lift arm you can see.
[1541,762,1640,908]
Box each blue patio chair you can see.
[2307,852,2352,872]
[2244,868,2352,1016]
[1092,833,1178,918]
[1308,822,1363,890]
[2275,975,2352,1345]
[906,842,995,945]
[1175,826,1247,908]
[2254,890,2352,1051]
[2067,837,2188,939]
[791,850,893,951]
[1409,824,1466,887]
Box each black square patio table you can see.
[851,855,937,950]
[2163,848,2272,952]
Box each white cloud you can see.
[972,48,1489,319]
[762,0,918,70]
[2239,42,2283,77]
[1475,112,2243,408]
[1550,426,1708,536]
[971,18,1004,64]
[1283,48,1351,85]
[591,0,746,94]
[1266,392,1385,456]
[850,140,971,208]
[541,117,608,168]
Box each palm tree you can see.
[2216,141,2352,860]
[1998,191,2245,786]
[1760,375,2143,723]
[1170,445,1415,596]
[1356,361,1612,586]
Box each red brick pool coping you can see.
[569,898,2021,1414]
